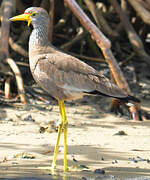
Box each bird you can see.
[10,7,140,172]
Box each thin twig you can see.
[67,52,105,63]
[0,95,20,104]
[16,61,29,67]
[54,9,71,32]
[119,53,135,66]
[60,30,88,51]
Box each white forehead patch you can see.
[25,7,35,13]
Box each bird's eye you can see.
[32,13,37,17]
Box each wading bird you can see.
[10,7,140,172]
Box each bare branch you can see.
[49,0,54,42]
[9,37,28,57]
[109,0,150,67]
[84,0,101,28]
[128,0,150,25]
[0,0,13,57]
[4,76,11,99]
[6,58,26,104]
[84,0,118,38]
[60,30,88,51]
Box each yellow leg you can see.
[61,101,68,172]
[51,101,63,169]
[51,100,68,172]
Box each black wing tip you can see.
[126,95,141,103]
[85,91,141,103]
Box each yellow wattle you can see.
[27,19,31,26]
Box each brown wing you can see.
[33,51,128,99]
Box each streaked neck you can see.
[29,25,49,51]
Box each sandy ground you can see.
[0,96,150,180]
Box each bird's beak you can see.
[9,13,31,27]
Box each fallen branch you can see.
[0,95,20,104]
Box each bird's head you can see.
[10,7,49,27]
